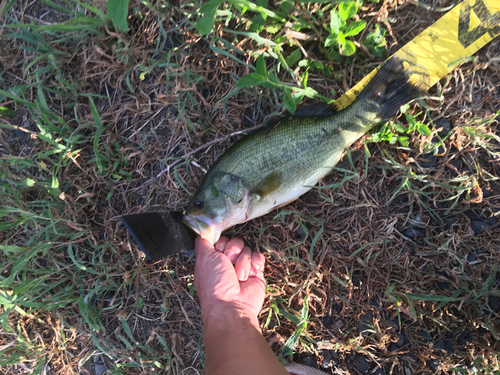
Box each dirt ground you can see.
[1,0,500,374]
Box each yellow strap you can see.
[335,0,500,109]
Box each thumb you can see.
[194,236,216,290]
[195,237,222,271]
[195,236,215,258]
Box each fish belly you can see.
[245,148,345,222]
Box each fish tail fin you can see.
[357,56,424,121]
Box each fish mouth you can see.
[182,214,223,245]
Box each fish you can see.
[182,57,423,244]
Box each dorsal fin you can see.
[292,101,337,119]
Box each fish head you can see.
[183,173,250,244]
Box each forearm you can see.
[203,307,289,375]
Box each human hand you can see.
[194,236,266,325]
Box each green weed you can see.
[1,0,499,373]
[195,0,387,113]
[324,2,366,58]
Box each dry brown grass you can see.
[1,0,499,374]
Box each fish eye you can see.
[195,200,204,209]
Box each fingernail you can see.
[237,268,246,281]
[216,241,227,252]
[249,266,257,277]
[227,252,236,263]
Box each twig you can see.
[0,122,37,134]
[10,10,56,25]
[411,0,456,12]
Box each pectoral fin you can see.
[253,171,283,199]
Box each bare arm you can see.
[195,237,290,375]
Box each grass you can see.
[1,0,499,374]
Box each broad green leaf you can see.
[344,20,366,37]
[337,31,346,46]
[285,49,302,67]
[197,0,223,35]
[338,2,358,22]
[392,123,406,133]
[261,73,282,89]
[273,35,288,44]
[266,24,281,33]
[292,91,305,104]
[107,0,130,33]
[280,0,293,12]
[0,107,15,116]
[324,33,338,47]
[405,113,417,132]
[372,46,385,58]
[388,133,397,144]
[400,104,410,113]
[365,24,385,45]
[416,122,431,136]
[298,59,309,67]
[197,16,214,35]
[301,70,309,88]
[283,88,296,114]
[328,49,342,62]
[249,13,266,33]
[398,136,410,146]
[235,73,266,88]
[261,80,282,90]
[199,0,221,13]
[106,189,114,200]
[329,10,343,34]
[363,24,387,57]
[340,40,356,56]
[256,55,267,77]
[291,19,311,31]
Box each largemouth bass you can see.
[183,57,422,244]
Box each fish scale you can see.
[212,100,378,218]
[183,57,423,244]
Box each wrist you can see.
[202,302,261,332]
